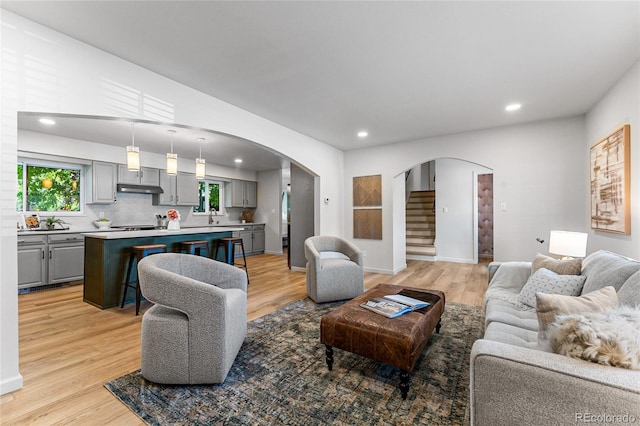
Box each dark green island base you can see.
[83,228,234,309]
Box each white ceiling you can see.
[3,1,640,154]
[18,112,289,172]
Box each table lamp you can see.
[548,230,588,259]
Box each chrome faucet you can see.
[208,208,216,224]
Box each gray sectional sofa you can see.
[470,250,640,426]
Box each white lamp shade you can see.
[195,157,206,179]
[549,230,588,258]
[166,152,178,175]
[126,145,140,171]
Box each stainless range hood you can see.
[116,183,164,194]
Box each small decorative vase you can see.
[167,220,180,230]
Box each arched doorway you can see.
[401,157,493,264]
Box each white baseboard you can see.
[363,266,400,275]
[290,266,306,273]
[1,374,23,395]
[264,250,283,255]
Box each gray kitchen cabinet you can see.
[87,161,116,204]
[225,180,257,208]
[176,172,199,205]
[117,165,160,186]
[17,235,47,289]
[251,224,265,252]
[154,170,176,205]
[17,233,85,289]
[47,234,84,284]
[236,224,265,255]
[239,229,252,254]
[153,171,198,206]
[244,181,257,208]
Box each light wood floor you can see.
[1,253,490,425]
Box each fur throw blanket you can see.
[548,305,640,370]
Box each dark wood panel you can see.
[353,208,382,239]
[353,175,382,207]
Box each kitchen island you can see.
[82,226,242,309]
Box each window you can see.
[17,160,83,214]
[193,180,224,214]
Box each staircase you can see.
[406,190,437,259]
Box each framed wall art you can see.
[353,208,382,240]
[353,174,382,239]
[353,175,382,207]
[590,124,630,234]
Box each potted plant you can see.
[45,216,66,230]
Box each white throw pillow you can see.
[319,251,350,260]
[518,267,586,308]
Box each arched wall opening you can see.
[395,157,494,267]
[16,112,320,262]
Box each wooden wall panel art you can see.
[353,209,382,240]
[353,175,382,206]
[590,124,631,234]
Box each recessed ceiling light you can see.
[357,130,368,138]
[234,158,242,163]
[505,103,522,112]
[39,118,56,125]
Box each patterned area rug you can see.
[105,299,483,425]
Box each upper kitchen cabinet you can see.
[153,171,199,206]
[117,165,160,186]
[86,161,116,204]
[225,180,257,208]
[176,172,199,205]
[155,171,175,205]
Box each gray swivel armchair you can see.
[304,235,364,303]
[137,253,247,384]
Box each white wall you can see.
[585,60,640,259]
[435,158,492,263]
[345,116,587,273]
[0,11,344,394]
[255,169,283,254]
[406,164,422,194]
[392,174,407,273]
[421,162,434,190]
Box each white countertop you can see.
[215,223,264,227]
[18,227,103,235]
[82,226,243,240]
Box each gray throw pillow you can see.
[518,267,586,308]
[581,250,640,294]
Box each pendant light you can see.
[166,129,178,175]
[195,137,206,179]
[126,123,140,171]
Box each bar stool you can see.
[121,244,167,315]
[214,237,250,284]
[180,240,210,257]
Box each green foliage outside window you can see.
[17,163,81,212]
[17,164,23,211]
[194,181,221,213]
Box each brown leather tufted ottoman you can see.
[320,283,445,399]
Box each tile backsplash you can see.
[19,192,251,230]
